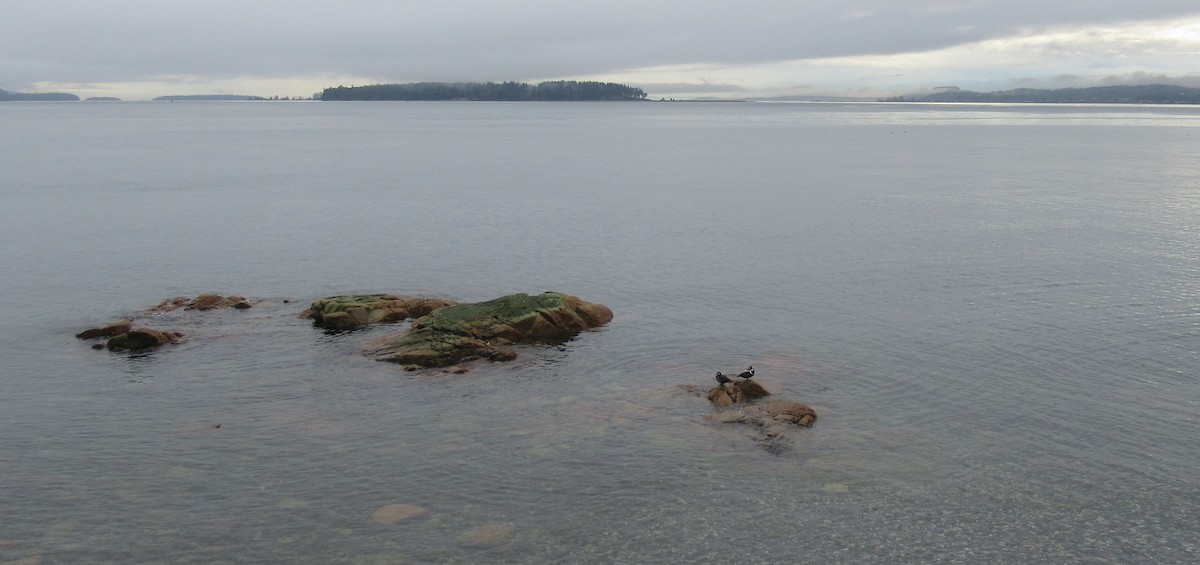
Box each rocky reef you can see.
[77,294,253,352]
[78,291,612,366]
[371,291,613,369]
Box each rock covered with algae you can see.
[303,294,457,330]
[372,291,613,369]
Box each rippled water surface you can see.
[2,101,1199,563]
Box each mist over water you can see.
[2,101,1198,563]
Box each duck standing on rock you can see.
[738,366,755,379]
[715,372,732,385]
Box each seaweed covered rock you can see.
[374,292,613,368]
[304,295,456,330]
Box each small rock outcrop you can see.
[105,328,184,352]
[79,294,252,353]
[150,294,253,312]
[373,291,613,369]
[76,320,133,340]
[303,295,456,330]
[702,376,817,452]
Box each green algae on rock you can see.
[303,294,457,330]
[373,292,613,369]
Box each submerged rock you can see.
[761,399,818,427]
[304,294,456,330]
[106,328,183,352]
[370,503,428,524]
[458,523,517,547]
[373,291,612,369]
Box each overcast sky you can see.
[4,0,1200,100]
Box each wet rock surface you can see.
[105,328,184,352]
[75,319,133,340]
[372,292,613,369]
[78,294,255,353]
[303,294,457,330]
[150,294,254,313]
[701,376,818,453]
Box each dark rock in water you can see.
[303,294,456,330]
[373,291,613,369]
[734,378,770,398]
[106,328,183,352]
[76,319,133,339]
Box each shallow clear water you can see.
[1,101,1199,563]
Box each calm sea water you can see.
[2,101,1198,563]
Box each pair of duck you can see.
[715,366,754,385]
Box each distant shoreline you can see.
[881,84,1200,105]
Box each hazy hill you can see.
[0,88,79,101]
[885,84,1200,104]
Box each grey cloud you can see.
[3,1,1200,89]
[636,82,750,94]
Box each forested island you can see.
[320,81,647,101]
[884,84,1200,104]
[0,88,78,101]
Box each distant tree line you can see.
[883,84,1200,104]
[320,81,648,101]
